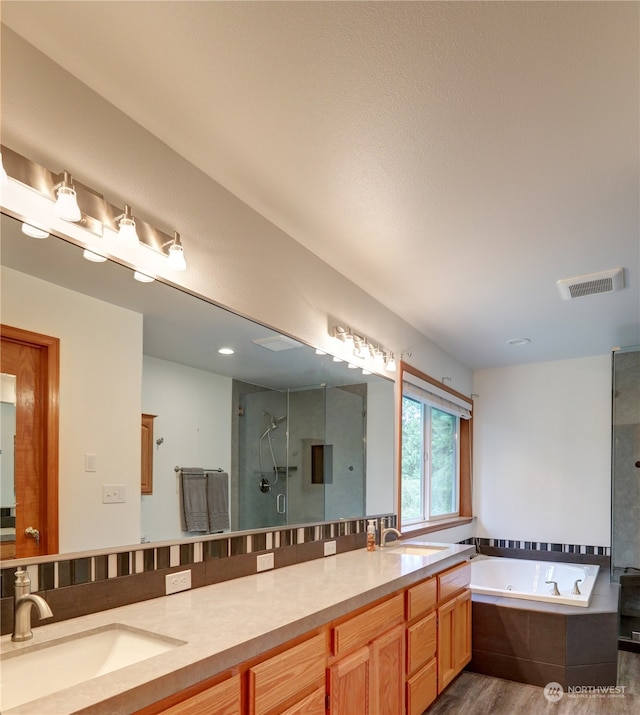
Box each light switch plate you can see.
[102,484,126,503]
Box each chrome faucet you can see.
[380,526,402,547]
[12,568,53,642]
[572,579,583,595]
[545,580,560,596]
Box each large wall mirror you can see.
[0,212,395,559]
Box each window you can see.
[400,364,472,527]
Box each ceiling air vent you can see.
[557,268,624,300]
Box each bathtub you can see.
[470,555,599,607]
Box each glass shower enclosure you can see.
[611,345,640,651]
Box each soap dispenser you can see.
[367,519,376,551]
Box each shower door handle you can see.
[276,493,286,514]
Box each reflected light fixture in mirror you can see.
[134,271,154,283]
[22,223,49,239]
[53,171,82,222]
[83,249,107,263]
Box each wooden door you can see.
[370,624,405,715]
[328,645,370,715]
[0,325,59,557]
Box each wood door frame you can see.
[1,324,59,555]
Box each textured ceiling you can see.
[2,1,638,369]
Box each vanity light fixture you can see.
[1,145,189,271]
[330,325,394,374]
[166,232,187,271]
[21,223,49,239]
[53,171,82,222]
[116,204,139,247]
[83,249,107,263]
[133,271,154,282]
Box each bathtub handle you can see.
[545,580,560,596]
[572,579,582,595]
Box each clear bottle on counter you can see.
[367,519,376,551]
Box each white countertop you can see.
[1,541,473,715]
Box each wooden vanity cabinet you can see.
[436,563,472,693]
[134,559,471,715]
[328,594,405,715]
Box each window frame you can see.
[397,361,473,534]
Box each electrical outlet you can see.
[256,553,274,572]
[165,569,192,595]
[324,540,337,556]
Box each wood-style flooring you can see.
[426,651,640,715]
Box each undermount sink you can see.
[1,623,185,711]
[382,543,448,557]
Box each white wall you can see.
[0,29,472,400]
[141,356,232,543]
[1,267,142,551]
[366,379,395,515]
[473,355,611,546]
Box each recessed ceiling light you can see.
[507,338,531,346]
[218,347,234,355]
[83,250,107,263]
[133,271,154,282]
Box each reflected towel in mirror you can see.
[180,468,208,532]
[206,471,230,532]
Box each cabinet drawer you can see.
[406,611,436,675]
[332,594,404,657]
[438,561,471,602]
[157,674,240,715]
[279,686,326,715]
[249,633,325,715]
[406,577,437,620]
[407,658,437,715]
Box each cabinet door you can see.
[328,645,370,715]
[437,597,456,693]
[454,589,472,673]
[370,624,404,715]
[156,674,240,715]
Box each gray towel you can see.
[180,468,209,532]
[206,471,230,532]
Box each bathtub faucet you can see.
[545,580,560,596]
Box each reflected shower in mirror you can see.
[1,212,395,557]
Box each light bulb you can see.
[21,223,49,239]
[54,186,81,222]
[83,249,107,263]
[117,205,139,247]
[167,232,187,271]
[133,271,154,283]
[385,354,396,372]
